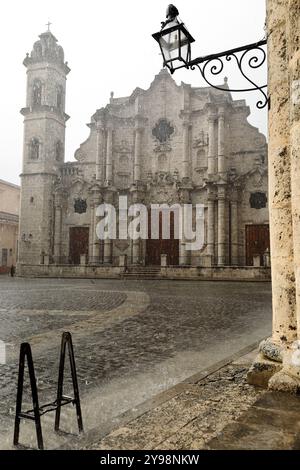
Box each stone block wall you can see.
[248,0,300,393]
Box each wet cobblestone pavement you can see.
[0,276,272,449]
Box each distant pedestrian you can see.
[10,265,15,277]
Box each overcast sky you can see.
[0,0,267,186]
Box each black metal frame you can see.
[13,332,83,450]
[189,40,268,109]
[152,22,195,74]
[153,18,268,109]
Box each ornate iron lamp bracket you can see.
[189,39,268,109]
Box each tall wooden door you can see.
[69,227,89,265]
[245,224,270,266]
[146,210,179,266]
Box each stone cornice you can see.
[20,106,70,122]
[23,56,70,75]
[20,172,57,178]
[0,211,19,223]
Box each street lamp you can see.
[152,4,268,109]
[152,5,195,74]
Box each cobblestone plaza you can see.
[0,276,271,448]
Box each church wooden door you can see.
[69,227,89,265]
[146,210,179,266]
[245,224,270,266]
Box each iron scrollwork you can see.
[190,40,268,109]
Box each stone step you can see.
[123,272,160,276]
[124,270,160,274]
[122,269,161,279]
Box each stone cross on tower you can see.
[46,21,52,31]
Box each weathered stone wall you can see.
[0,181,20,271]
[248,0,300,392]
[0,219,18,270]
[0,180,20,215]
[16,263,271,281]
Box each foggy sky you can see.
[0,0,267,186]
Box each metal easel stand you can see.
[13,332,83,450]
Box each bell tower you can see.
[18,28,70,267]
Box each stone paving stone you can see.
[0,278,272,449]
[208,392,300,450]
[88,365,264,450]
[87,364,300,451]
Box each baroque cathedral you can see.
[18,30,269,276]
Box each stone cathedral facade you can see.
[18,31,269,275]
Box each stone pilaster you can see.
[182,117,191,179]
[230,189,239,266]
[178,186,192,266]
[134,118,144,182]
[102,188,115,265]
[207,188,215,260]
[217,107,226,177]
[53,191,63,264]
[129,184,146,265]
[208,114,217,176]
[132,239,141,265]
[96,125,105,184]
[89,196,96,264]
[217,184,226,266]
[89,186,102,264]
[105,125,113,185]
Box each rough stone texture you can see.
[247,353,282,388]
[249,1,300,391]
[250,0,300,392]
[84,364,300,451]
[18,31,269,276]
[209,391,300,450]
[259,338,283,362]
[87,364,263,451]
[267,0,297,345]
[268,370,300,394]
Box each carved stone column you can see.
[179,240,189,266]
[53,191,63,264]
[134,119,143,182]
[217,184,226,266]
[89,197,96,264]
[103,239,112,264]
[132,239,140,265]
[207,188,215,260]
[182,118,191,179]
[103,189,115,264]
[247,0,299,392]
[105,125,113,185]
[179,187,191,266]
[208,114,217,176]
[129,185,146,265]
[96,126,105,184]
[218,107,226,177]
[230,189,239,266]
[89,186,102,264]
